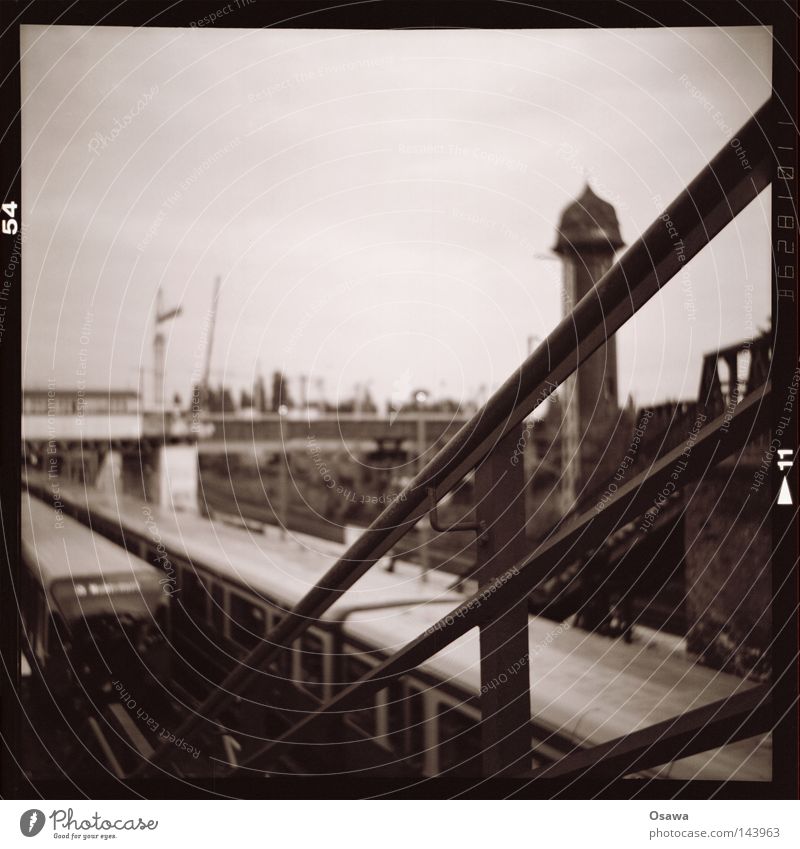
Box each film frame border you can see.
[0,0,796,801]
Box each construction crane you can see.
[199,275,221,411]
[153,287,182,409]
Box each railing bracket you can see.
[427,487,488,545]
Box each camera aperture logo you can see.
[19,810,45,837]
[18,808,158,838]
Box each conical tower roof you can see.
[553,183,624,254]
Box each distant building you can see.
[22,386,199,511]
[519,183,772,680]
[553,184,626,511]
[22,387,141,442]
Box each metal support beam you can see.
[475,426,532,776]
[417,414,431,577]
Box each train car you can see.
[339,603,771,780]
[20,492,170,701]
[164,530,770,780]
[22,474,771,781]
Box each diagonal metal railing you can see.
[138,98,774,777]
[237,379,772,772]
[521,682,775,782]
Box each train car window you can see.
[18,567,34,636]
[529,729,567,767]
[41,609,68,669]
[530,753,547,770]
[343,654,376,735]
[229,593,266,650]
[179,569,207,623]
[34,593,48,665]
[436,704,482,774]
[25,396,47,413]
[47,614,61,655]
[210,582,226,636]
[262,608,292,676]
[269,647,291,678]
[404,686,427,769]
[297,631,326,699]
[385,682,405,751]
[155,602,170,635]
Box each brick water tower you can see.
[553,183,624,510]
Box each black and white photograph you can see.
[0,0,798,822]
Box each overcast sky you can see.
[21,24,772,410]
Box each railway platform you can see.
[21,473,771,782]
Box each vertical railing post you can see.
[417,412,431,579]
[278,449,288,539]
[474,423,531,776]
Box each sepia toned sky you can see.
[21,24,772,410]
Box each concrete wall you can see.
[158,444,199,513]
[95,449,122,494]
[22,413,142,441]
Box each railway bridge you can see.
[22,390,468,514]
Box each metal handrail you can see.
[427,486,487,540]
[237,379,771,769]
[521,683,774,781]
[139,99,773,775]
